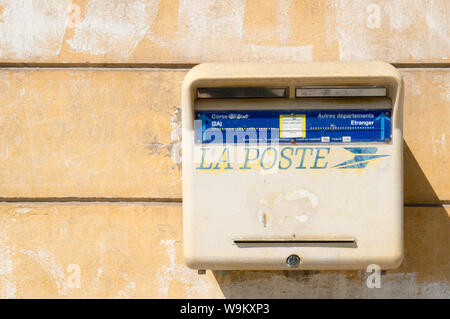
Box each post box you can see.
[182,62,403,270]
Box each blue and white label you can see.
[195,109,392,144]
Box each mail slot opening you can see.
[296,86,387,98]
[232,238,357,248]
[197,87,289,99]
[232,239,356,244]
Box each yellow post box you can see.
[182,62,403,270]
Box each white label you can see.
[321,136,330,142]
[343,136,351,142]
[280,115,305,138]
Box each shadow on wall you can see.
[404,140,444,204]
[211,142,449,298]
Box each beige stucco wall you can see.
[0,0,448,298]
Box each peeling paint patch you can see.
[431,133,446,155]
[285,189,319,208]
[255,189,319,227]
[217,270,450,298]
[19,248,67,296]
[169,107,182,166]
[67,0,160,58]
[0,255,16,298]
[157,239,222,298]
[147,0,313,62]
[276,0,293,45]
[244,44,313,62]
[334,0,450,61]
[115,274,136,298]
[15,207,33,215]
[0,224,16,298]
[147,0,245,60]
[0,0,72,59]
[147,106,182,168]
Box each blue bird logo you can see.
[333,147,389,169]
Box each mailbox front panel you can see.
[182,63,403,270]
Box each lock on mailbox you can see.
[182,62,403,270]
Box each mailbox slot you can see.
[296,85,387,97]
[197,87,289,99]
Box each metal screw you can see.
[286,254,301,267]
